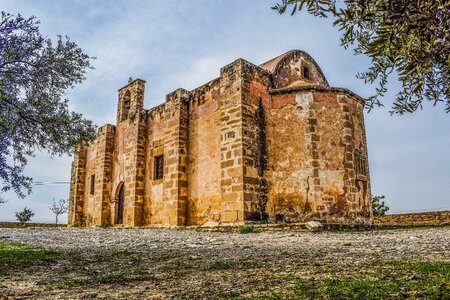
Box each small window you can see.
[355,150,368,179]
[154,155,164,180]
[90,175,95,195]
[303,65,311,80]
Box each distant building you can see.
[69,50,372,227]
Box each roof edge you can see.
[269,85,366,105]
[118,78,146,91]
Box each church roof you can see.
[259,49,329,87]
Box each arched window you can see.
[120,90,131,122]
[117,183,125,224]
[302,65,311,80]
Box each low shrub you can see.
[239,225,259,234]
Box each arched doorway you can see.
[117,184,125,224]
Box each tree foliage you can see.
[371,195,389,216]
[273,0,450,114]
[15,206,35,224]
[0,12,97,198]
[49,198,68,224]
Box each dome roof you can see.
[259,50,329,89]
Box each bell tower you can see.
[117,78,146,124]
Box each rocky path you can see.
[0,226,449,299]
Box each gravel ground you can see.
[1,226,449,261]
[0,226,449,299]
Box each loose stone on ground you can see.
[0,226,448,299]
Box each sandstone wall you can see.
[109,79,147,226]
[219,59,247,223]
[111,122,126,222]
[163,89,190,226]
[265,92,310,222]
[187,79,222,225]
[264,90,371,223]
[80,124,116,226]
[343,94,371,221]
[144,106,165,225]
[373,211,450,225]
[69,146,87,226]
[240,65,272,221]
[69,79,148,227]
[83,140,99,225]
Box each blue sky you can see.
[1,0,449,223]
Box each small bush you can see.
[98,223,112,228]
[372,195,389,216]
[239,225,258,234]
[15,207,35,224]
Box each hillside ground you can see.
[0,226,449,299]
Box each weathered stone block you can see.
[305,221,323,232]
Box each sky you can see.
[1,0,449,223]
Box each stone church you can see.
[69,50,372,227]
